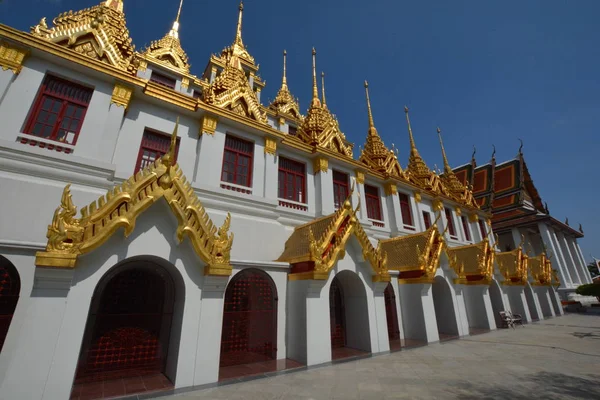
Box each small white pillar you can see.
[372,281,390,353]
[314,165,334,217]
[399,283,439,343]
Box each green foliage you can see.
[576,283,600,301]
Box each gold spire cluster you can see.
[269,50,301,120]
[437,128,477,206]
[218,1,255,66]
[296,48,353,157]
[358,82,404,178]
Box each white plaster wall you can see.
[488,280,507,327]
[534,286,555,318]
[504,285,532,323]
[524,283,543,321]
[399,283,436,343]
[462,285,496,330]
[286,280,309,364]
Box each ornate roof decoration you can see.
[218,1,255,67]
[438,128,478,208]
[528,252,553,286]
[30,0,135,72]
[277,187,389,282]
[296,49,353,157]
[380,217,446,284]
[269,50,301,120]
[35,119,234,276]
[496,238,528,285]
[446,238,495,285]
[358,81,404,179]
[141,0,190,74]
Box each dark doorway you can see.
[0,256,20,353]
[220,268,278,368]
[432,276,460,341]
[384,282,401,350]
[73,260,175,398]
[330,276,346,349]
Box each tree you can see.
[576,283,600,302]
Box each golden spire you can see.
[282,50,288,87]
[438,127,467,194]
[321,72,327,107]
[104,0,124,12]
[270,50,301,119]
[405,106,420,159]
[167,0,184,39]
[404,106,432,179]
[311,48,321,107]
[437,127,452,175]
[364,80,377,136]
[235,1,244,47]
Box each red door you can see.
[0,257,20,353]
[220,269,277,367]
[384,283,400,341]
[329,277,346,349]
[75,266,174,382]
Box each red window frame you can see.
[365,184,382,221]
[398,193,414,228]
[461,216,472,242]
[423,211,432,229]
[24,74,93,145]
[278,157,306,203]
[134,129,180,174]
[221,135,254,187]
[150,71,176,89]
[478,219,487,239]
[444,208,457,237]
[333,170,349,209]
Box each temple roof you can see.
[268,50,301,121]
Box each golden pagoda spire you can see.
[282,50,288,87]
[437,127,453,175]
[167,0,184,39]
[321,72,327,108]
[405,106,420,159]
[404,106,433,180]
[311,48,321,107]
[104,0,124,12]
[269,50,301,119]
[235,1,244,47]
[438,127,468,196]
[365,80,377,136]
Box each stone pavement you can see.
[163,313,600,400]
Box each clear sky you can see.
[1,0,599,262]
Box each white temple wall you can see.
[524,283,543,321]
[389,272,405,340]
[399,282,438,343]
[549,286,564,316]
[534,286,555,318]
[504,285,532,323]
[462,285,496,330]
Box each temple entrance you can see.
[384,283,401,351]
[0,256,20,353]
[219,268,282,380]
[329,271,371,360]
[524,284,540,321]
[489,280,505,328]
[73,259,176,397]
[432,276,459,341]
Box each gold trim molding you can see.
[110,83,133,109]
[313,157,328,174]
[0,41,28,74]
[455,206,462,217]
[264,137,277,155]
[432,198,443,212]
[200,114,218,136]
[469,213,479,222]
[181,77,190,89]
[384,182,397,196]
[414,190,422,203]
[355,170,365,184]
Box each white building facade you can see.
[0,1,565,399]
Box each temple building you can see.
[0,1,571,399]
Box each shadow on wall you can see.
[451,372,600,400]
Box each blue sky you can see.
[2,0,599,262]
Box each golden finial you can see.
[364,80,377,136]
[311,48,320,107]
[168,0,185,38]
[105,0,124,12]
[282,50,288,87]
[405,106,419,158]
[235,1,244,46]
[437,127,452,174]
[518,138,524,155]
[321,72,327,107]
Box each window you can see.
[221,135,254,187]
[365,184,382,221]
[134,129,180,173]
[398,193,414,229]
[461,216,472,242]
[288,126,297,136]
[444,208,457,238]
[278,157,306,203]
[192,89,202,99]
[423,211,432,229]
[333,170,349,209]
[24,74,93,145]
[150,71,176,89]
[478,219,487,239]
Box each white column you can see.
[194,130,226,189]
[534,286,556,318]
[504,285,532,323]
[510,227,523,251]
[372,281,390,353]
[385,191,402,234]
[572,239,592,284]
[263,151,278,201]
[314,166,334,217]
[355,181,369,223]
[305,280,331,365]
[399,283,439,343]
[390,273,404,340]
[556,231,582,285]
[452,285,470,337]
[538,223,572,288]
[104,103,127,163]
[462,285,496,331]
[549,228,575,288]
[193,276,228,386]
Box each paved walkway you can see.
[164,313,600,400]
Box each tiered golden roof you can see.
[446,239,495,285]
[296,49,354,157]
[269,50,301,120]
[358,82,404,179]
[31,0,135,72]
[438,129,477,207]
[35,119,234,276]
[380,219,445,283]
[141,0,190,74]
[277,193,389,282]
[528,252,553,286]
[496,244,528,285]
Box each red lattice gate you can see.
[384,283,400,341]
[329,277,346,349]
[220,269,277,367]
[75,267,174,382]
[0,258,20,353]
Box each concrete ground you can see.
[163,313,600,400]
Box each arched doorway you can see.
[432,276,459,340]
[0,256,20,353]
[74,260,176,390]
[524,284,539,321]
[329,271,371,359]
[220,268,278,369]
[384,283,401,350]
[489,280,505,328]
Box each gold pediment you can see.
[528,253,553,286]
[447,240,495,285]
[496,247,528,285]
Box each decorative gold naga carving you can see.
[496,238,528,285]
[447,238,496,285]
[36,119,234,275]
[0,41,28,74]
[269,50,302,120]
[31,0,136,73]
[296,49,353,158]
